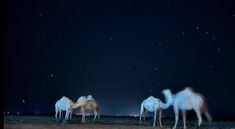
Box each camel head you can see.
[162,89,174,108]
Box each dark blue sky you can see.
[3,0,235,116]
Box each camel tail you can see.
[204,110,212,125]
[139,102,144,125]
[96,105,100,114]
[201,97,212,125]
[95,103,100,119]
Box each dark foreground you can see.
[4,115,235,129]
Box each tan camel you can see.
[79,95,100,123]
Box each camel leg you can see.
[159,109,163,128]
[81,113,84,123]
[143,109,147,121]
[182,110,187,129]
[82,112,84,123]
[81,111,83,123]
[94,110,97,121]
[81,108,84,123]
[96,109,100,119]
[59,110,62,119]
[98,112,100,119]
[139,114,142,126]
[153,109,157,127]
[69,110,72,120]
[82,109,86,123]
[65,109,69,120]
[139,104,143,125]
[83,113,86,123]
[173,105,179,129]
[195,109,202,127]
[55,109,58,121]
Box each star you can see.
[196,26,199,30]
[50,73,54,77]
[22,100,26,103]
[212,36,216,40]
[182,32,185,35]
[153,67,158,71]
[109,37,113,41]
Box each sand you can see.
[4,115,235,129]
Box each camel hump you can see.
[184,87,193,92]
[148,96,154,99]
[62,96,68,99]
[146,96,157,101]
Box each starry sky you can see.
[3,0,235,117]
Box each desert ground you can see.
[4,115,235,129]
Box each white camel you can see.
[55,96,73,121]
[162,87,212,129]
[55,96,81,122]
[75,95,100,123]
[139,96,163,127]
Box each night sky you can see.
[3,0,235,117]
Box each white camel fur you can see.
[55,96,73,121]
[75,95,100,123]
[162,87,212,129]
[55,96,82,122]
[139,96,162,127]
[139,96,171,127]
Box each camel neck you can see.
[70,101,81,109]
[161,93,174,109]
